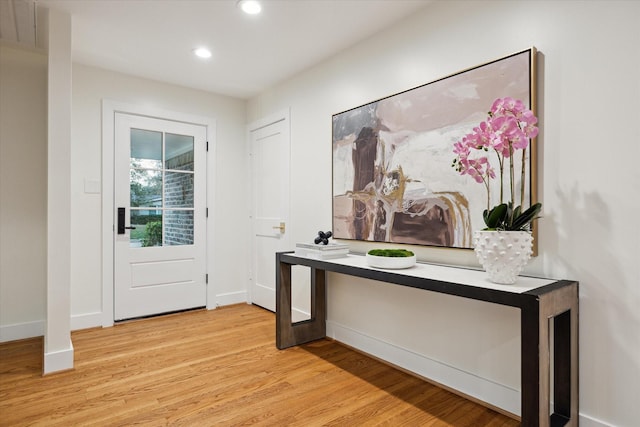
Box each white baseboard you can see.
[71,312,103,331]
[327,320,520,416]
[292,307,310,322]
[0,319,44,343]
[216,290,248,307]
[579,413,615,427]
[43,340,74,374]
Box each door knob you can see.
[272,222,285,233]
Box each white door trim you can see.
[246,108,290,305]
[102,100,216,327]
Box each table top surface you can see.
[282,253,558,295]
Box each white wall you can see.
[247,1,640,425]
[71,64,249,324]
[0,45,47,341]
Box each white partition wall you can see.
[44,7,73,374]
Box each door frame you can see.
[247,108,291,305]
[102,100,216,327]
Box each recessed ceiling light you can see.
[193,47,212,59]
[238,0,261,15]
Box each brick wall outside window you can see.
[164,151,194,245]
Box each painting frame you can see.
[332,47,538,251]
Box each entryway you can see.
[113,112,207,321]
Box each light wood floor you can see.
[0,304,519,426]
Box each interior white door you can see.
[114,113,206,320]
[250,116,290,311]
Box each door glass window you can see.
[165,133,194,171]
[164,210,194,246]
[130,169,162,207]
[130,210,163,247]
[130,129,162,168]
[164,171,193,208]
[130,129,195,247]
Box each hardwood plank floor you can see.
[0,304,518,426]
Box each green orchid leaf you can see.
[484,203,508,229]
[513,205,522,221]
[511,203,542,230]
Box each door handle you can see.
[272,222,285,233]
[117,207,136,234]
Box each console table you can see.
[276,252,578,427]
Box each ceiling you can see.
[30,0,432,99]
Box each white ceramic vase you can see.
[473,230,533,284]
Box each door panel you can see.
[250,117,290,312]
[114,113,206,320]
[130,259,195,288]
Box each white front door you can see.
[114,113,207,320]
[250,113,290,312]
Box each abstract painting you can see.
[332,48,536,249]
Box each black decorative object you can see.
[314,231,333,245]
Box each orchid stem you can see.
[520,147,526,208]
